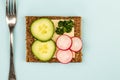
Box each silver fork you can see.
[6,0,17,80]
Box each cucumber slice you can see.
[32,40,56,61]
[31,18,54,41]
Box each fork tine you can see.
[12,0,16,15]
[6,0,10,15]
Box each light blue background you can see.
[0,0,120,80]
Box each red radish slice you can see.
[70,37,82,52]
[56,35,72,50]
[56,50,73,64]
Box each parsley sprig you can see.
[55,20,74,35]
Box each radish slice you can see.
[70,37,82,52]
[56,35,72,50]
[56,50,73,64]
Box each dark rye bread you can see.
[26,16,82,62]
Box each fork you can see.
[6,0,17,80]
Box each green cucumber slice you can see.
[31,18,54,41]
[32,40,56,61]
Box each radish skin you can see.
[56,35,72,50]
[56,50,73,64]
[70,37,82,52]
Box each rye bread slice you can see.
[26,16,82,62]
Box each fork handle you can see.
[9,28,16,80]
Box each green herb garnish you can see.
[58,21,64,27]
[64,25,72,33]
[55,27,64,35]
[55,20,74,35]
